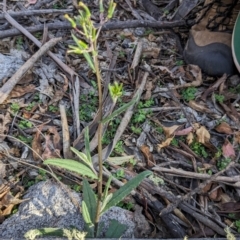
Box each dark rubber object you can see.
[184,33,236,76]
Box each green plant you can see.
[34,33,42,39]
[118,50,125,58]
[132,109,147,123]
[25,102,36,111]
[144,29,154,35]
[130,125,141,134]
[217,157,231,171]
[214,93,225,103]
[114,140,124,155]
[163,9,169,15]
[176,60,184,66]
[79,91,98,122]
[148,175,164,185]
[190,142,208,158]
[18,120,33,129]
[137,99,154,108]
[117,201,134,211]
[171,138,179,147]
[72,184,81,192]
[10,103,20,113]
[235,220,240,233]
[129,158,136,166]
[113,168,125,179]
[26,2,152,239]
[44,144,151,238]
[102,118,121,145]
[16,36,23,49]
[181,87,197,102]
[17,135,33,144]
[156,126,163,134]
[49,105,59,112]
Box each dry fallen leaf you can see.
[140,145,155,167]
[0,113,12,142]
[32,129,43,161]
[234,131,240,144]
[195,126,210,144]
[208,184,222,201]
[163,125,181,138]
[215,122,233,135]
[188,100,212,113]
[9,84,35,98]
[222,138,235,158]
[158,136,174,150]
[186,132,194,145]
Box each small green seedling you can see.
[114,140,124,155]
[190,142,208,158]
[181,87,197,102]
[217,157,231,171]
[49,105,59,112]
[10,103,20,113]
[214,94,225,103]
[19,120,33,129]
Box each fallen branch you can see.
[0,9,72,20]
[152,166,240,184]
[0,19,186,39]
[3,11,77,79]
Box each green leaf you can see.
[83,179,97,223]
[82,201,93,226]
[70,147,92,167]
[105,219,127,238]
[102,170,152,212]
[84,127,91,163]
[24,228,65,239]
[71,34,88,50]
[101,193,112,214]
[101,94,139,124]
[102,175,112,201]
[232,12,240,73]
[107,0,116,19]
[44,159,98,179]
[83,52,95,72]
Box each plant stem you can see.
[93,40,103,235]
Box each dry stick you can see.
[0,19,186,39]
[160,161,237,216]
[0,37,61,104]
[140,178,226,236]
[0,9,72,20]
[59,103,72,159]
[3,12,77,78]
[152,166,240,185]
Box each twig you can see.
[59,103,72,159]
[0,9,73,20]
[0,37,61,104]
[152,166,240,184]
[3,11,77,79]
[0,19,186,39]
[160,161,237,216]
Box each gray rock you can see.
[0,50,24,82]
[0,180,135,239]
